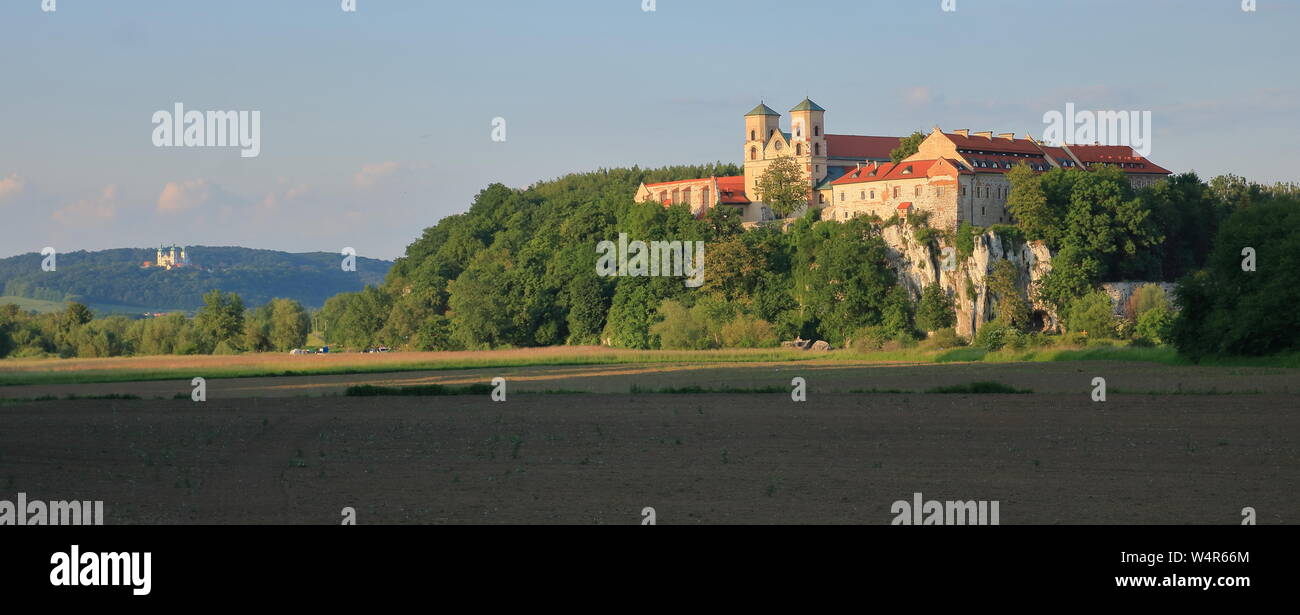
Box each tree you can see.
[755,155,809,218]
[988,260,1031,330]
[269,298,310,351]
[889,130,926,164]
[1171,194,1300,358]
[193,290,245,352]
[915,285,956,333]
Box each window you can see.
[814,125,821,137]
[860,191,865,200]
[814,143,821,155]
[749,130,755,141]
[982,207,986,216]
[893,186,900,198]
[796,144,804,156]
[914,186,921,197]
[659,191,667,203]
[682,187,691,205]
[750,147,757,161]
[840,192,845,201]
[702,188,710,205]
[960,186,965,197]
[937,186,945,197]
[870,190,875,199]
[671,189,679,204]
[817,193,825,204]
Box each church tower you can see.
[789,97,828,189]
[743,103,780,208]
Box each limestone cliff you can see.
[880,224,1056,338]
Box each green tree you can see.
[755,155,809,218]
[649,299,713,350]
[889,130,926,164]
[988,260,1031,330]
[915,284,956,333]
[1171,195,1300,358]
[269,298,310,351]
[193,290,246,352]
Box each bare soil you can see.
[0,390,1294,524]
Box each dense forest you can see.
[2,162,1298,361]
[0,246,390,311]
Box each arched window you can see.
[796,144,804,156]
[750,147,757,160]
[659,191,667,203]
[814,125,821,137]
[682,187,692,205]
[814,143,821,155]
[749,130,755,141]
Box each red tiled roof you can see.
[825,134,901,160]
[715,175,750,204]
[1066,145,1171,174]
[945,132,1043,155]
[643,176,715,188]
[831,159,951,184]
[897,202,912,210]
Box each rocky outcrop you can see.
[880,224,1056,339]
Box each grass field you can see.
[4,344,1297,388]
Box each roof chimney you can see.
[954,129,970,137]
[973,131,993,139]
[997,132,1015,140]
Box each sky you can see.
[1,0,1297,260]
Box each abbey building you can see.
[634,98,1170,229]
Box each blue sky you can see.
[1,0,1296,260]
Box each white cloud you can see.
[353,161,402,189]
[157,179,217,214]
[0,174,26,202]
[52,185,120,225]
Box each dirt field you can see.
[1,359,1297,399]
[1,387,1295,524]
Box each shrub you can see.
[849,325,890,352]
[720,315,778,348]
[1136,305,1174,344]
[649,300,714,350]
[1064,291,1116,338]
[974,320,1010,350]
[921,327,966,349]
[915,285,956,333]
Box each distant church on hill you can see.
[634,98,1170,229]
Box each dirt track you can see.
[1,392,1294,524]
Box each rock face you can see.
[879,224,1056,339]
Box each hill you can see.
[0,246,391,313]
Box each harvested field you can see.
[0,389,1294,524]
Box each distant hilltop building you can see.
[142,245,192,270]
[634,98,1170,229]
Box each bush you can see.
[974,320,1011,350]
[1136,305,1174,344]
[649,300,713,350]
[1064,291,1116,338]
[849,325,890,352]
[920,327,967,349]
[720,315,778,348]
